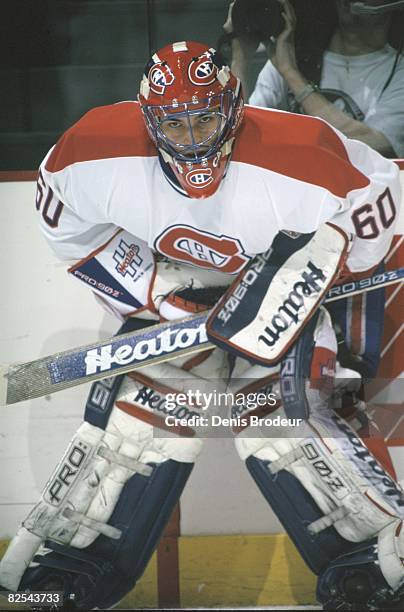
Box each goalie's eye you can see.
[165,118,186,130]
[198,113,216,124]
[159,117,189,138]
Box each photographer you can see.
[225,0,404,157]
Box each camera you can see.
[231,0,285,42]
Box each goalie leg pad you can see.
[326,261,386,379]
[246,455,350,574]
[18,459,192,610]
[243,415,404,584]
[0,349,205,607]
[235,308,404,598]
[279,309,324,420]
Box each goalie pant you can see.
[0,311,403,609]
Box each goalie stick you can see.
[0,266,403,406]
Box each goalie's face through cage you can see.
[138,41,244,199]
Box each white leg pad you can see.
[378,519,404,591]
[236,408,404,542]
[0,368,204,591]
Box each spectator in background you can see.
[226,0,404,157]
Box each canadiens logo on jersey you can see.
[185,168,214,189]
[188,51,217,86]
[155,225,250,274]
[148,62,175,95]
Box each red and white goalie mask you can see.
[138,41,244,199]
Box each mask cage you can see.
[142,90,237,163]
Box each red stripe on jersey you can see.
[45,102,156,173]
[234,107,369,198]
[350,293,364,356]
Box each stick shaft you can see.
[325,267,403,302]
[1,266,403,405]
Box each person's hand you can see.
[224,1,260,60]
[266,0,298,78]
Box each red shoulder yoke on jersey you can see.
[206,223,350,366]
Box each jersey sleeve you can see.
[234,107,401,274]
[35,102,154,262]
[262,116,402,274]
[319,127,402,273]
[36,146,119,261]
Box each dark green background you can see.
[1,0,267,170]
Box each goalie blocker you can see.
[207,223,350,365]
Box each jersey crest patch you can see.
[113,239,143,277]
[154,225,250,273]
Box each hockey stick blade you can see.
[1,266,403,405]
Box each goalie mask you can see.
[138,41,244,199]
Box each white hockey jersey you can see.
[37,101,401,276]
